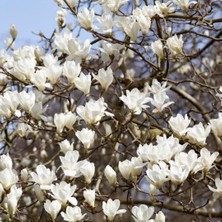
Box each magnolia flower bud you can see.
[83,189,96,207]
[10,24,17,40]
[104,165,117,186]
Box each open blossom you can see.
[147,79,170,95]
[168,114,191,136]
[50,181,77,206]
[54,30,73,54]
[54,112,77,133]
[12,58,36,81]
[193,148,219,173]
[74,72,91,95]
[102,198,126,221]
[120,88,150,115]
[186,122,211,146]
[2,185,22,217]
[166,35,184,56]
[44,199,61,220]
[75,128,95,149]
[151,39,164,59]
[93,67,113,91]
[155,1,175,17]
[150,92,174,113]
[146,161,169,189]
[98,0,129,12]
[117,16,139,41]
[0,168,18,190]
[0,91,20,118]
[67,38,91,61]
[0,154,13,170]
[118,157,143,180]
[77,8,94,30]
[63,61,81,84]
[61,206,86,222]
[132,7,151,35]
[208,178,222,199]
[96,13,114,34]
[60,151,85,178]
[77,98,113,125]
[31,165,57,190]
[210,113,222,139]
[59,140,74,154]
[132,205,154,222]
[168,161,190,184]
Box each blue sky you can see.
[0,0,60,48]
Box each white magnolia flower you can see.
[117,16,139,41]
[210,113,222,139]
[54,112,77,134]
[208,178,222,199]
[0,168,18,190]
[77,98,113,125]
[150,92,174,113]
[96,13,114,34]
[93,67,114,91]
[168,161,190,184]
[43,64,63,84]
[77,8,94,30]
[186,122,211,146]
[31,69,47,91]
[0,154,13,170]
[173,150,199,173]
[61,206,86,222]
[59,140,74,154]
[153,211,165,222]
[132,205,154,222]
[31,165,57,190]
[104,165,117,186]
[83,189,96,207]
[168,114,191,136]
[67,38,91,61]
[74,72,92,95]
[10,24,17,40]
[193,148,219,173]
[75,128,95,149]
[2,185,22,217]
[137,135,187,163]
[166,35,184,56]
[12,58,36,81]
[120,88,150,115]
[60,151,85,178]
[50,181,77,206]
[63,61,81,84]
[155,1,175,17]
[80,161,95,184]
[151,39,164,59]
[56,9,67,27]
[102,198,126,221]
[147,79,170,94]
[118,157,143,180]
[44,199,61,220]
[142,5,157,19]
[54,30,73,54]
[99,0,129,12]
[19,91,36,113]
[0,91,20,118]
[146,161,169,189]
[132,8,151,35]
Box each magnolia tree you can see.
[0,0,222,221]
